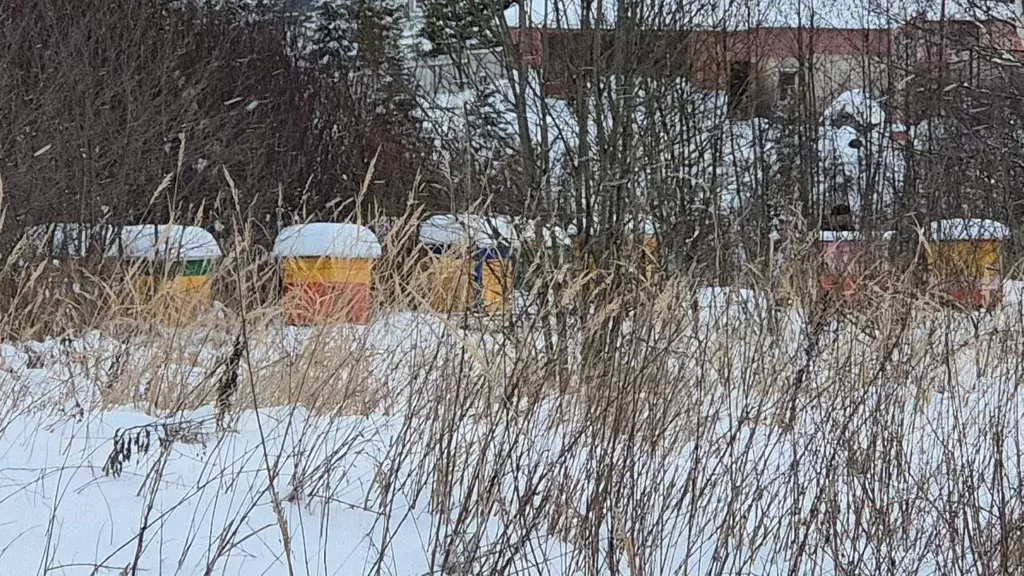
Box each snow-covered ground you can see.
[4,286,1024,574]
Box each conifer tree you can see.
[421,0,502,56]
[418,0,520,208]
[299,0,430,212]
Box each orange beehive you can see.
[819,230,896,303]
[820,231,864,300]
[273,223,381,326]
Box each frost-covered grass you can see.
[4,259,1024,574]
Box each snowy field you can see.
[4,286,1024,574]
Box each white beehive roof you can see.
[820,230,863,242]
[419,214,477,246]
[273,223,382,259]
[565,216,655,238]
[820,230,896,242]
[516,220,572,247]
[930,219,1011,241]
[627,217,658,237]
[111,225,222,260]
[419,214,521,249]
[24,223,118,258]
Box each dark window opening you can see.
[778,70,797,105]
[728,61,752,117]
[542,34,570,98]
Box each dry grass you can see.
[5,200,1024,574]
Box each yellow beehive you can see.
[420,214,517,314]
[113,225,222,326]
[927,219,1009,308]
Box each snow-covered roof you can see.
[627,217,658,237]
[489,215,520,247]
[111,225,222,261]
[420,215,466,246]
[929,219,1011,241]
[516,220,572,247]
[820,230,896,242]
[821,230,863,242]
[564,215,659,237]
[505,0,1019,30]
[419,214,521,249]
[24,223,117,258]
[273,223,382,259]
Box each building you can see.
[506,0,1024,120]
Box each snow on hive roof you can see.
[24,223,118,258]
[273,223,382,259]
[112,225,222,260]
[820,230,863,242]
[929,219,1011,241]
[820,230,897,241]
[627,217,658,237]
[488,215,522,248]
[516,220,572,247]
[505,0,1018,29]
[420,214,467,246]
[564,214,659,237]
[419,214,521,249]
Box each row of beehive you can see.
[33,215,1001,324]
[817,218,1011,308]
[102,222,383,326]
[93,214,611,326]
